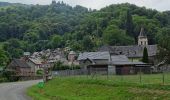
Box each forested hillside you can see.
[0,1,170,66]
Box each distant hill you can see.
[0,1,169,59]
[0,2,12,7]
[0,2,26,7]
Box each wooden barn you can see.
[78,52,151,75]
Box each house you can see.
[26,58,43,74]
[99,28,158,63]
[78,52,151,75]
[7,59,33,76]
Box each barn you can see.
[78,52,151,75]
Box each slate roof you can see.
[111,61,146,65]
[111,55,129,62]
[78,52,110,60]
[99,45,157,58]
[139,27,147,37]
[10,59,30,68]
[110,55,146,65]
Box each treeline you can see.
[0,1,170,66]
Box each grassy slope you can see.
[27,76,170,100]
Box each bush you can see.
[52,61,81,71]
[36,69,44,75]
[2,70,19,82]
[70,65,80,70]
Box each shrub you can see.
[36,69,44,75]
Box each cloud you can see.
[0,0,170,11]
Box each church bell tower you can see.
[138,27,148,46]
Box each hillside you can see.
[0,1,169,60]
[0,2,15,7]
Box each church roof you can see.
[139,27,147,37]
[99,45,157,58]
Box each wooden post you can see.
[162,69,165,85]
[139,67,142,83]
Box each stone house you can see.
[7,59,33,76]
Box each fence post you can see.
[139,67,142,83]
[107,68,109,80]
[121,68,123,82]
[162,69,165,85]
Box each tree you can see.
[157,28,170,64]
[3,39,24,58]
[49,34,63,49]
[23,32,39,43]
[103,25,134,46]
[126,10,134,37]
[142,47,149,63]
[0,49,9,67]
[82,35,94,51]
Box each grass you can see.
[28,74,170,100]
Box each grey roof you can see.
[10,59,30,68]
[110,55,146,65]
[111,55,129,62]
[99,45,157,58]
[111,61,146,65]
[78,52,110,60]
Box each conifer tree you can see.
[126,10,134,37]
[142,47,149,63]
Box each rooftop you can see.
[78,52,110,60]
[99,45,157,58]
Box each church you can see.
[99,27,158,64]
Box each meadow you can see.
[27,73,170,100]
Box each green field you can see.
[28,74,170,100]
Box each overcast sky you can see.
[0,0,169,11]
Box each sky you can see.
[0,0,169,11]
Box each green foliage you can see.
[157,28,170,63]
[103,25,134,45]
[36,69,44,75]
[3,38,24,58]
[53,61,80,71]
[2,70,19,82]
[0,49,9,67]
[49,34,63,49]
[0,2,169,58]
[126,10,134,37]
[142,47,149,63]
[82,36,95,51]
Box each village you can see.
[5,27,163,81]
[1,0,170,99]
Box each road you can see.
[0,80,41,100]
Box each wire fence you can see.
[52,67,170,85]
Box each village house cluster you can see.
[6,27,158,77]
[7,48,78,77]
